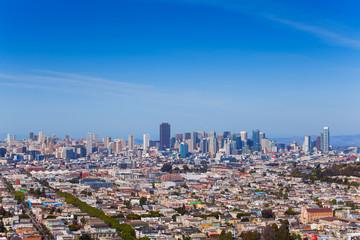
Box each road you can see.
[21,204,50,240]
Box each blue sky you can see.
[0,0,360,140]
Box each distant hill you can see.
[271,135,360,147]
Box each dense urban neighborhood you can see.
[1,126,360,240]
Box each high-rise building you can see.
[143,134,150,150]
[6,134,10,145]
[190,132,197,150]
[209,135,218,156]
[93,133,99,143]
[252,129,260,146]
[29,132,34,141]
[180,142,189,158]
[223,131,231,139]
[315,136,321,150]
[160,123,170,149]
[303,135,311,152]
[174,133,183,141]
[184,132,191,140]
[224,139,231,156]
[128,135,135,150]
[38,132,46,143]
[87,132,93,155]
[103,137,111,148]
[322,127,330,152]
[240,131,248,145]
[199,139,208,153]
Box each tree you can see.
[69,224,82,231]
[139,197,147,206]
[161,163,172,173]
[262,225,275,240]
[272,220,291,240]
[218,230,233,240]
[261,209,275,218]
[79,234,91,240]
[284,208,299,215]
[241,231,261,240]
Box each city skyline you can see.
[1,0,360,137]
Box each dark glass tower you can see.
[160,123,171,149]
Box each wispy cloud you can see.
[169,0,360,49]
[0,70,235,109]
[267,15,360,49]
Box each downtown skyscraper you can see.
[321,127,330,152]
[160,123,170,149]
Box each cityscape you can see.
[1,0,360,240]
[1,124,360,240]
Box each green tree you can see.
[139,197,147,206]
[261,209,275,218]
[79,234,91,240]
[161,163,172,173]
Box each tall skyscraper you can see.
[103,137,112,148]
[29,132,34,141]
[303,135,311,152]
[87,132,93,155]
[180,142,189,158]
[128,135,135,150]
[252,129,260,146]
[174,133,183,141]
[240,131,248,145]
[190,132,197,150]
[209,135,218,156]
[160,123,170,149]
[6,134,10,145]
[143,134,150,150]
[322,127,330,152]
[92,133,99,143]
[38,131,46,143]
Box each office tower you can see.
[209,135,218,156]
[12,134,16,141]
[103,137,111,148]
[224,139,231,156]
[186,139,194,152]
[259,132,265,142]
[29,132,34,140]
[180,142,189,158]
[199,139,208,153]
[315,136,321,150]
[233,135,242,149]
[184,132,191,140]
[6,134,10,144]
[223,131,231,139]
[197,131,205,139]
[93,133,99,143]
[143,134,150,150]
[160,123,170,149]
[113,139,120,153]
[174,133,183,141]
[87,132,93,155]
[303,135,311,152]
[190,132,198,150]
[170,137,176,148]
[38,131,46,143]
[240,131,248,145]
[128,135,135,150]
[252,130,260,146]
[322,127,330,152]
[320,133,324,152]
[208,131,216,138]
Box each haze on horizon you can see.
[1,0,359,139]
